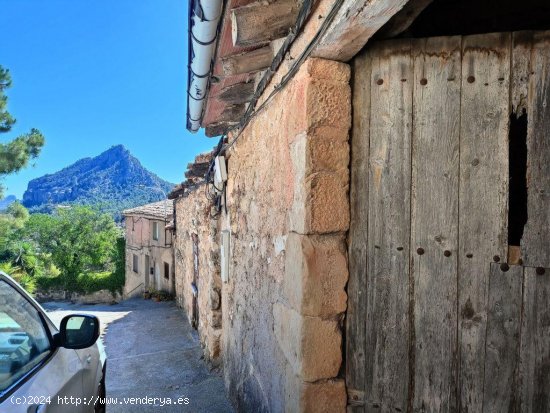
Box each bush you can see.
[0,263,35,294]
[76,270,124,294]
[35,266,125,295]
[5,206,127,297]
[35,274,65,292]
[12,273,37,294]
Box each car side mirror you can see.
[56,314,100,349]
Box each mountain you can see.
[22,145,175,220]
[0,195,17,211]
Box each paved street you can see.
[44,298,234,413]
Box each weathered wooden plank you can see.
[312,0,409,62]
[364,38,412,413]
[185,162,210,179]
[410,36,461,412]
[519,266,550,412]
[458,32,511,412]
[216,81,255,105]
[482,263,522,413]
[510,31,531,125]
[218,103,246,123]
[521,31,550,268]
[509,31,531,251]
[231,0,299,47]
[377,0,435,39]
[221,46,274,76]
[205,121,238,137]
[346,46,372,413]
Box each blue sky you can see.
[0,0,215,198]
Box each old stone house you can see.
[171,0,550,411]
[122,200,174,298]
[168,153,224,362]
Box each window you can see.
[164,262,170,280]
[0,280,51,393]
[132,254,139,273]
[153,221,160,241]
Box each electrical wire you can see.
[201,0,345,219]
[221,0,346,153]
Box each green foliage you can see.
[111,236,126,292]
[0,65,45,197]
[6,201,29,222]
[78,269,124,294]
[0,128,45,174]
[0,202,51,277]
[1,204,125,295]
[35,268,124,295]
[0,66,15,132]
[24,206,121,285]
[13,273,37,294]
[143,288,173,301]
[0,262,37,294]
[0,261,21,276]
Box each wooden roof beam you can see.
[222,45,273,76]
[216,81,255,105]
[312,0,410,61]
[231,0,300,48]
[218,104,247,123]
[185,162,210,179]
[221,38,285,76]
[377,0,435,38]
[205,122,238,137]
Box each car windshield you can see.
[0,280,51,395]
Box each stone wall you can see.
[174,185,223,364]
[35,289,122,304]
[219,58,351,412]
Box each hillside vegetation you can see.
[0,202,125,295]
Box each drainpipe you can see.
[186,0,224,133]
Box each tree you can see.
[0,202,47,278]
[0,201,30,251]
[25,206,121,287]
[0,65,45,196]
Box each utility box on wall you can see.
[221,230,230,283]
[214,156,227,192]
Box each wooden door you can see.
[348,31,550,412]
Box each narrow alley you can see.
[44,299,234,413]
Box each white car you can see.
[0,272,106,413]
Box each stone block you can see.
[282,59,351,139]
[304,57,351,83]
[207,328,222,359]
[274,303,342,382]
[290,135,350,235]
[306,80,351,131]
[307,172,350,234]
[210,311,222,329]
[299,379,346,413]
[284,233,348,317]
[284,363,347,413]
[307,134,349,175]
[210,288,221,310]
[284,79,309,138]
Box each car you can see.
[0,272,106,413]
